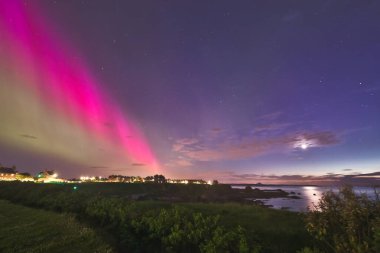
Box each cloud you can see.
[131,163,145,167]
[224,171,380,186]
[166,159,193,168]
[174,131,340,162]
[254,123,292,133]
[291,131,340,150]
[176,160,193,167]
[19,134,37,139]
[257,111,282,121]
[211,128,223,133]
[352,172,380,179]
[90,166,108,169]
[300,131,339,146]
[184,141,269,161]
[228,173,316,181]
[172,138,199,152]
[111,168,128,172]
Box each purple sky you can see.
[0,0,379,184]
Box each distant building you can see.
[15,172,34,182]
[107,175,144,183]
[167,179,189,184]
[187,179,208,184]
[107,175,129,183]
[36,170,65,183]
[79,176,106,182]
[0,167,17,181]
[167,179,209,185]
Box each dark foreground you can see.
[0,199,112,253]
[0,182,310,253]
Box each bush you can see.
[296,247,324,253]
[304,186,380,253]
[0,182,259,252]
[120,207,259,252]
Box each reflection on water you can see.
[232,185,379,212]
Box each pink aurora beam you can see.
[0,0,158,169]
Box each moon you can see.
[301,143,308,150]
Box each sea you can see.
[231,185,379,212]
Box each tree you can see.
[154,174,166,184]
[144,176,154,182]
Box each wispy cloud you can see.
[112,168,128,171]
[211,128,223,133]
[166,159,193,168]
[224,171,380,186]
[253,123,293,133]
[90,166,108,169]
[172,130,340,162]
[131,163,146,167]
[172,138,199,152]
[256,111,283,121]
[19,134,37,139]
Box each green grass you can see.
[0,200,113,253]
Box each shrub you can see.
[0,182,259,252]
[120,207,259,253]
[304,186,380,253]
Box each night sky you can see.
[0,0,379,184]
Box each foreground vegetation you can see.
[25,182,289,202]
[1,182,378,253]
[0,200,113,253]
[302,186,380,253]
[0,182,309,252]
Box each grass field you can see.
[0,182,312,252]
[0,200,113,253]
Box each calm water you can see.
[232,185,379,212]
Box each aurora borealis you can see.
[0,1,379,184]
[0,0,158,176]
